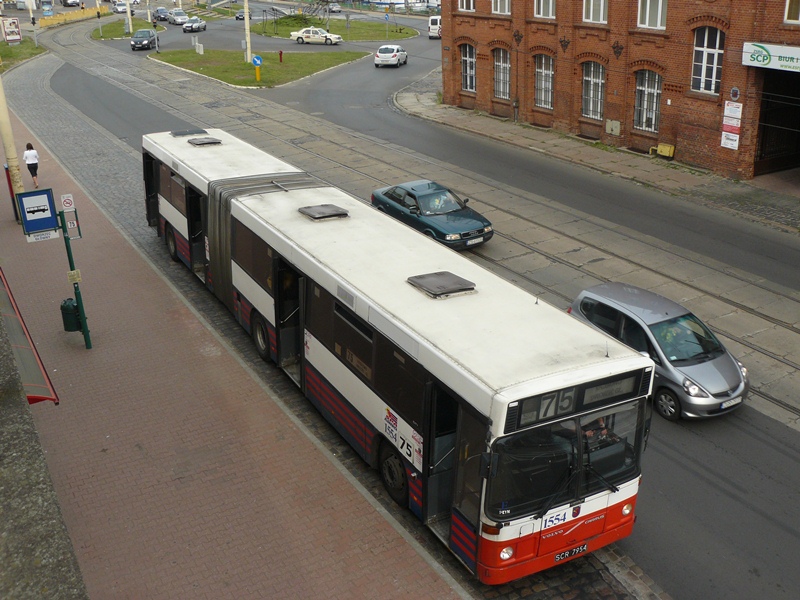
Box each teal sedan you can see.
[370,180,493,250]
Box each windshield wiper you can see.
[584,464,619,494]
[534,468,578,520]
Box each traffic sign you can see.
[61,194,74,210]
[252,55,263,66]
[385,13,389,21]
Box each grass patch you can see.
[91,17,166,40]
[0,39,48,74]
[255,14,416,42]
[151,48,370,87]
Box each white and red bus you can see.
[142,128,654,584]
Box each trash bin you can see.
[60,298,82,332]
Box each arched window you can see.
[691,27,725,94]
[461,45,476,92]
[633,70,662,132]
[534,55,554,109]
[493,49,511,100]
[582,62,605,120]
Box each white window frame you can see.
[581,62,605,120]
[459,0,475,11]
[492,0,510,15]
[638,0,667,29]
[691,27,725,94]
[493,49,511,100]
[786,0,800,22]
[461,44,476,92]
[535,0,555,18]
[583,0,608,24]
[534,54,554,109]
[633,70,662,132]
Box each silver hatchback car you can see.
[569,283,749,420]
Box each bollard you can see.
[279,50,283,63]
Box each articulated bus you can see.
[142,128,654,585]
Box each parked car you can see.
[370,180,493,250]
[328,2,342,12]
[154,7,169,20]
[61,0,80,7]
[289,27,343,45]
[130,28,158,51]
[374,44,408,68]
[568,282,749,421]
[235,9,251,20]
[112,1,129,13]
[182,16,206,32]
[167,9,188,25]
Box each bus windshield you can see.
[486,400,643,521]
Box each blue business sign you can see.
[16,188,60,241]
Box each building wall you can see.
[440,0,800,180]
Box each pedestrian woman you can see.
[23,142,39,189]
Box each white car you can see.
[374,45,408,68]
[182,16,206,32]
[168,9,188,25]
[328,2,342,12]
[289,27,343,45]
[112,1,129,13]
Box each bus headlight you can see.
[622,503,633,516]
[499,546,514,561]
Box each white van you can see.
[428,16,442,39]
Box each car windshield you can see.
[134,31,149,38]
[418,190,465,215]
[485,401,642,521]
[649,313,724,363]
[378,47,397,54]
[174,10,185,16]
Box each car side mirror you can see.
[463,198,469,205]
[409,206,419,214]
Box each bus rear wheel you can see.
[379,443,408,506]
[251,312,270,361]
[165,225,179,262]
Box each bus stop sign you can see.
[15,188,60,238]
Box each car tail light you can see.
[369,194,375,205]
[566,307,572,314]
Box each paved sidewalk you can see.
[394,68,800,234]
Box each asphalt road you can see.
[37,15,800,600]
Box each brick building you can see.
[440,0,800,180]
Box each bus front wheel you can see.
[165,225,179,262]
[252,313,270,361]
[379,443,408,506]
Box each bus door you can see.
[275,262,303,386]
[142,153,160,227]
[425,385,486,575]
[185,186,207,281]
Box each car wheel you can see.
[395,61,401,68]
[374,64,379,68]
[379,443,408,506]
[325,38,332,45]
[296,38,304,44]
[655,388,682,421]
[404,57,408,65]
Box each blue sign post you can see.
[14,189,92,349]
[252,54,263,82]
